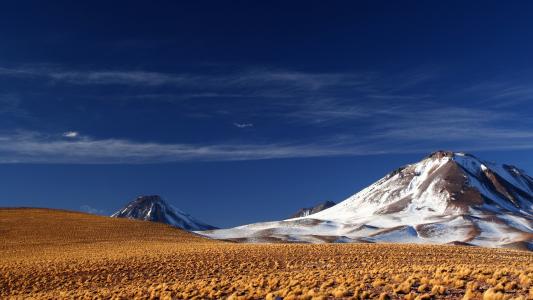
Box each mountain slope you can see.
[112,195,216,231]
[290,201,336,218]
[199,151,533,248]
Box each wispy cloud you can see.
[0,64,437,120]
[462,81,533,108]
[50,70,191,86]
[0,65,362,91]
[0,131,361,163]
[0,124,532,164]
[0,94,30,119]
[63,131,79,138]
[1,64,532,161]
[0,66,190,86]
[233,122,253,128]
[370,106,521,139]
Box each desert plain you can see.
[0,208,532,299]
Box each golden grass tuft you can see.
[482,288,510,300]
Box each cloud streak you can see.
[0,124,532,164]
[63,131,79,138]
[0,65,362,91]
[0,131,361,163]
[234,122,253,128]
[0,64,532,162]
[0,66,191,86]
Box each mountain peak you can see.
[426,150,479,160]
[427,150,455,159]
[130,195,164,206]
[112,195,216,231]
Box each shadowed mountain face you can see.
[290,201,336,218]
[111,195,217,231]
[200,151,533,249]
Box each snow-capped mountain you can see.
[198,151,533,249]
[290,201,336,218]
[112,195,216,231]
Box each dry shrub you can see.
[417,284,429,293]
[454,279,466,288]
[394,280,412,294]
[372,278,386,288]
[431,284,446,295]
[415,293,432,300]
[482,288,510,300]
[332,287,348,298]
[518,273,531,288]
[462,287,478,300]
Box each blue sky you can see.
[1,1,533,227]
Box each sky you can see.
[1,1,533,227]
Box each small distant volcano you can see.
[290,201,336,218]
[111,195,217,231]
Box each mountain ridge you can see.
[199,151,533,249]
[112,195,217,231]
[290,201,336,218]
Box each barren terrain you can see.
[0,208,532,299]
